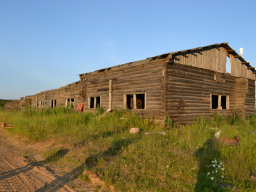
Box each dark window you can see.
[67,99,70,108]
[51,100,54,108]
[136,94,145,109]
[126,94,133,109]
[71,99,74,108]
[212,95,218,109]
[96,97,101,108]
[54,100,57,107]
[221,96,226,109]
[90,97,94,109]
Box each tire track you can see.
[0,128,74,192]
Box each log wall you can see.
[22,81,86,109]
[166,65,255,125]
[166,63,234,124]
[19,44,255,125]
[81,60,166,119]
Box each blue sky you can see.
[0,0,256,99]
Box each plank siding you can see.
[20,43,255,125]
[82,60,166,119]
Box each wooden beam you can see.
[242,62,250,64]
[234,55,241,58]
[247,67,255,69]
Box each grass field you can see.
[0,107,256,191]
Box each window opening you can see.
[67,99,70,108]
[226,56,231,73]
[136,94,145,109]
[51,100,57,108]
[221,96,226,109]
[90,97,95,109]
[212,95,218,109]
[71,99,74,108]
[96,97,101,108]
[126,94,133,109]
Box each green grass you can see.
[0,108,256,191]
[0,99,12,110]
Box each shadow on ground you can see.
[195,138,223,191]
[0,148,69,181]
[34,136,140,192]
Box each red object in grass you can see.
[76,103,84,112]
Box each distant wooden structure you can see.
[20,43,255,124]
[4,100,20,111]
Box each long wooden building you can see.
[20,43,255,124]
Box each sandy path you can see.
[0,127,75,192]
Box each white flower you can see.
[221,175,224,178]
[221,168,224,171]
[207,172,210,175]
[216,170,218,173]
[210,177,214,180]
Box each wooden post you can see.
[133,94,136,109]
[218,95,222,109]
[227,95,230,109]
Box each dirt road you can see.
[0,127,76,192]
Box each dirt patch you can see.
[0,127,96,191]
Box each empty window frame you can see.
[136,94,145,109]
[90,97,95,109]
[66,98,74,108]
[51,100,57,108]
[96,97,101,108]
[89,96,101,109]
[70,99,74,108]
[126,94,133,109]
[66,99,70,108]
[221,96,227,109]
[125,93,146,109]
[211,94,229,109]
[211,95,218,109]
[40,100,45,108]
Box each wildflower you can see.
[210,177,214,180]
[207,172,210,175]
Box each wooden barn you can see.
[20,43,255,124]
